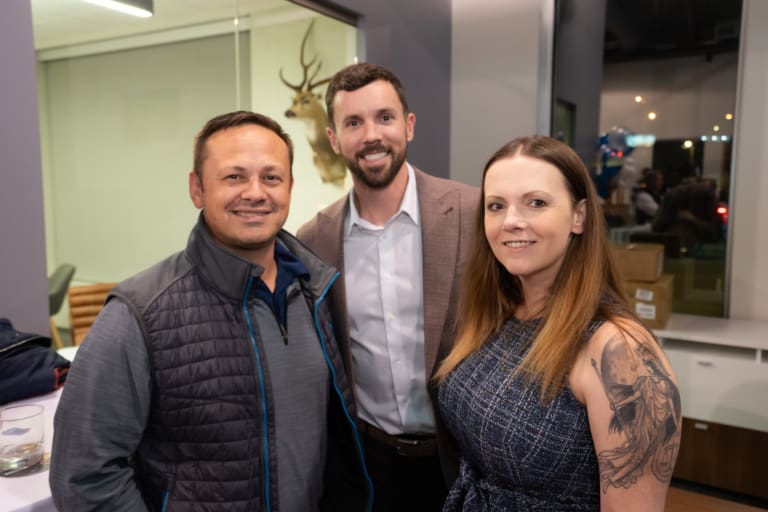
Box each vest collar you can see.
[185,214,336,302]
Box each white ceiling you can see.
[30,0,287,49]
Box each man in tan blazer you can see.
[297,63,479,512]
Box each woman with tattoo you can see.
[435,136,681,511]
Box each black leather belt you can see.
[356,420,437,457]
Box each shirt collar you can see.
[346,163,420,236]
[253,240,310,328]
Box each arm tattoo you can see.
[591,337,681,492]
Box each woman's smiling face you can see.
[483,154,586,291]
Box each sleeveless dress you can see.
[438,317,603,511]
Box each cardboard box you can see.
[624,274,674,330]
[612,243,665,282]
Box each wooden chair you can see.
[68,282,117,346]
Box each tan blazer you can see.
[296,168,480,484]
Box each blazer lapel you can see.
[416,170,461,379]
[314,199,348,275]
[313,199,354,376]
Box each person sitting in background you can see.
[652,179,722,252]
[435,135,681,511]
[633,168,664,225]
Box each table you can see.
[0,346,78,511]
[0,389,61,512]
[55,346,78,363]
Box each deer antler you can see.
[279,20,331,93]
[308,61,331,91]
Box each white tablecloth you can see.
[0,388,61,512]
[0,346,77,511]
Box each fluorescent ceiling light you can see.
[84,0,153,18]
[626,134,656,147]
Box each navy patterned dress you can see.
[438,317,603,511]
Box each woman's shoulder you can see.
[570,317,670,403]
[587,317,656,353]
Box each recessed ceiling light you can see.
[634,95,643,103]
[725,113,733,120]
[713,125,720,132]
[84,0,153,18]
[682,140,693,149]
[648,112,657,120]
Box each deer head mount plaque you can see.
[280,20,347,187]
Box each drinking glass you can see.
[0,404,44,476]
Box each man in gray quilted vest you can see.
[50,111,372,512]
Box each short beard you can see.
[345,147,407,190]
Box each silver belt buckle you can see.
[396,437,420,456]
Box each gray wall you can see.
[450,0,553,187]
[331,0,452,177]
[552,0,606,168]
[0,1,49,335]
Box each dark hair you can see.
[325,63,409,128]
[641,169,663,189]
[193,111,294,178]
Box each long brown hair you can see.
[435,135,635,402]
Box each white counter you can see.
[655,313,768,433]
[655,313,768,353]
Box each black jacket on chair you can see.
[0,318,69,405]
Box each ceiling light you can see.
[84,0,153,18]
[634,95,643,103]
[682,140,693,149]
[725,113,733,120]
[648,112,657,120]
[721,135,729,141]
[713,125,720,132]
[700,135,707,142]
[626,134,656,147]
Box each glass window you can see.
[31,0,357,285]
[552,0,741,317]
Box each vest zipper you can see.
[243,275,272,512]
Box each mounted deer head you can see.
[280,20,347,187]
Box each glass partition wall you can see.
[31,0,357,333]
[552,0,741,317]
